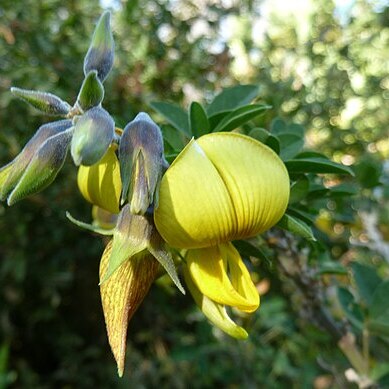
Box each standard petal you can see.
[154,139,236,249]
[100,240,160,377]
[197,133,290,238]
[186,243,259,313]
[77,145,121,214]
[183,264,248,339]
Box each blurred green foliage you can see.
[0,0,388,387]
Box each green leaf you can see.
[368,281,389,337]
[287,207,317,225]
[212,104,270,133]
[287,123,305,137]
[208,111,231,130]
[285,158,354,175]
[207,84,259,116]
[351,262,382,306]
[265,134,280,154]
[354,157,382,189]
[270,117,287,134]
[161,124,187,152]
[327,183,357,197]
[317,261,348,275]
[289,176,309,204]
[337,287,364,330]
[149,101,190,136]
[278,133,304,160]
[189,102,209,138]
[296,151,328,159]
[248,127,269,143]
[276,214,316,241]
[306,184,330,200]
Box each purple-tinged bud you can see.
[0,120,72,201]
[71,107,114,166]
[119,112,164,214]
[7,128,73,205]
[77,70,104,111]
[11,87,71,116]
[83,11,114,82]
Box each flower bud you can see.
[11,87,71,116]
[77,70,104,111]
[99,240,160,377]
[71,107,114,166]
[7,128,73,205]
[119,112,164,215]
[83,11,114,82]
[0,120,72,201]
[99,204,184,376]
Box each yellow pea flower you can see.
[154,132,290,337]
[77,144,122,214]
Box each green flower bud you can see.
[0,120,72,201]
[83,11,114,82]
[77,70,104,111]
[71,107,114,166]
[7,128,73,205]
[11,87,71,116]
[119,113,164,215]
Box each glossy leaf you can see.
[149,101,190,136]
[285,158,354,175]
[189,102,209,138]
[212,104,271,133]
[368,281,389,337]
[276,213,316,241]
[207,84,259,116]
[278,133,304,160]
[289,176,309,204]
[351,262,382,306]
[248,127,269,143]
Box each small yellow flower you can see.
[154,132,290,336]
[77,144,122,214]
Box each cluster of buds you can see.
[0,12,291,378]
[0,12,185,377]
[0,12,115,204]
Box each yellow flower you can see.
[154,132,289,337]
[77,144,122,214]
